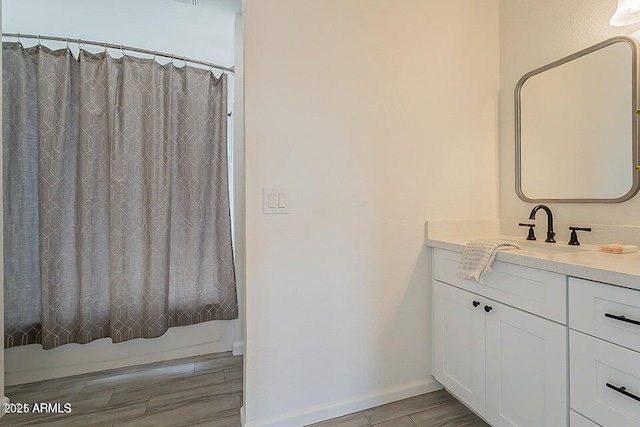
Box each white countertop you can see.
[426,220,640,291]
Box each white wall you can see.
[2,0,243,385]
[232,13,246,357]
[499,0,640,225]
[243,1,500,426]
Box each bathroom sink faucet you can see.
[529,205,555,243]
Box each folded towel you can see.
[598,244,639,254]
[457,239,520,281]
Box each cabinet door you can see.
[485,301,567,427]
[433,280,486,416]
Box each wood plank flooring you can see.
[307,389,489,427]
[0,353,486,427]
[0,352,243,427]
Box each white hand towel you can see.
[457,239,520,281]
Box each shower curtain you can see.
[3,42,238,350]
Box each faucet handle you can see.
[519,223,536,241]
[568,226,592,246]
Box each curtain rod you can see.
[2,32,234,74]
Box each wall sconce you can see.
[611,0,640,26]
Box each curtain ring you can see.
[120,45,125,57]
[103,42,107,53]
[171,54,174,64]
[37,35,42,46]
[66,38,70,49]
[16,33,22,45]
[153,51,157,62]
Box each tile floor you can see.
[307,389,489,427]
[0,354,486,427]
[0,352,242,426]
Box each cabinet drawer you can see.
[570,411,600,427]
[433,249,567,323]
[571,331,640,427]
[570,277,640,352]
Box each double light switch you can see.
[263,188,289,214]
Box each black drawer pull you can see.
[605,313,640,326]
[472,301,480,307]
[606,383,640,403]
[484,305,493,313]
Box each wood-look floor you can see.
[0,352,243,427]
[307,389,489,427]
[0,353,486,427]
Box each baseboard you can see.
[0,396,9,418]
[244,377,443,427]
[233,341,245,356]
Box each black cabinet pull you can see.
[473,301,480,307]
[606,383,640,403]
[605,313,640,326]
[484,305,493,313]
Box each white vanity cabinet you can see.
[427,220,640,427]
[432,249,568,427]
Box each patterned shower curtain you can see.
[3,42,238,350]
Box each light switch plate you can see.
[263,188,290,214]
